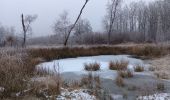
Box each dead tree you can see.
[21,14,37,47]
[64,0,90,46]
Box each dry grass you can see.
[0,49,34,98]
[150,55,170,79]
[30,76,61,99]
[148,66,155,71]
[135,65,144,72]
[155,72,169,79]
[29,45,168,62]
[0,48,46,99]
[115,76,124,87]
[84,62,100,71]
[0,44,169,99]
[109,60,129,70]
[118,70,133,78]
[80,73,101,90]
[157,82,165,91]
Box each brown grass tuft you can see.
[84,62,100,71]
[115,76,124,87]
[157,82,165,91]
[118,70,133,78]
[135,65,144,72]
[109,60,129,70]
[0,49,32,98]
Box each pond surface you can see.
[36,55,170,100]
[37,55,150,80]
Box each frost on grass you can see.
[137,93,170,100]
[56,89,96,100]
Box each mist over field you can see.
[0,0,154,37]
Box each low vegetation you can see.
[29,45,167,61]
[155,72,169,79]
[157,82,165,91]
[118,70,133,78]
[115,76,125,87]
[81,73,101,89]
[109,60,129,70]
[148,66,155,71]
[84,62,100,71]
[135,64,144,72]
[0,49,38,98]
[0,44,169,99]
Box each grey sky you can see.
[0,0,154,37]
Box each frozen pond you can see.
[36,55,170,100]
[37,55,150,80]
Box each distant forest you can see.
[0,0,170,47]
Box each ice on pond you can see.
[37,55,149,80]
[137,93,170,100]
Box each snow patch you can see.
[137,93,170,100]
[57,89,96,100]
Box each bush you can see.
[84,62,100,71]
[109,60,129,70]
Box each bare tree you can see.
[64,0,90,46]
[21,14,37,47]
[53,11,71,44]
[73,18,92,44]
[106,0,122,44]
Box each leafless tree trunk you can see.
[21,14,37,47]
[107,0,121,44]
[64,0,89,46]
[21,14,26,47]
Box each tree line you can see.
[1,0,170,47]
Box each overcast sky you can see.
[0,0,155,37]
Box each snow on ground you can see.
[110,94,124,100]
[137,93,170,100]
[37,55,150,80]
[56,89,96,100]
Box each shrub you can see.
[109,60,129,70]
[135,65,144,72]
[84,62,100,71]
[118,70,133,78]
